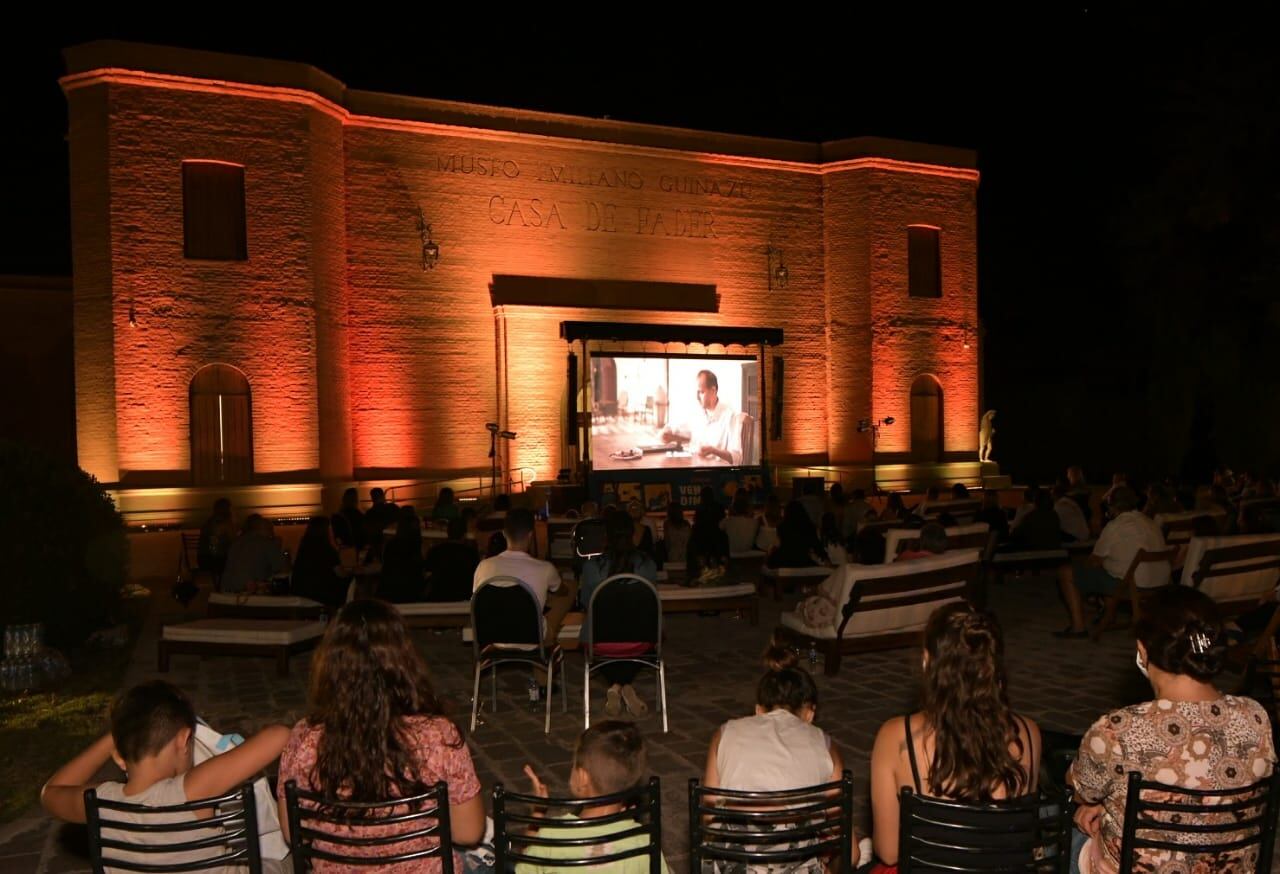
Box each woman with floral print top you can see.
[1068,587,1275,874]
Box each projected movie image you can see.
[590,356,761,470]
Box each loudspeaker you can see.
[567,353,578,446]
[770,356,784,440]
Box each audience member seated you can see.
[580,500,600,519]
[1010,484,1038,530]
[518,721,672,873]
[820,512,847,565]
[688,500,732,584]
[196,497,235,577]
[431,486,460,523]
[424,517,480,602]
[580,510,660,717]
[474,508,568,645]
[331,487,365,550]
[768,500,827,569]
[42,681,290,871]
[379,507,426,603]
[1008,487,1062,551]
[880,492,910,524]
[1067,465,1093,521]
[976,490,1009,541]
[869,603,1040,872]
[291,516,350,609]
[842,488,877,541]
[1053,481,1090,542]
[829,482,848,536]
[659,503,691,566]
[1055,485,1166,638]
[1068,587,1274,874]
[721,490,760,554]
[1143,482,1180,519]
[627,501,656,557]
[853,526,888,565]
[364,486,398,532]
[951,483,970,500]
[220,514,288,594]
[755,494,784,552]
[703,645,858,870]
[1099,473,1129,523]
[896,522,948,562]
[277,600,485,867]
[489,493,511,517]
[913,485,942,519]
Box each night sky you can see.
[6,17,1276,487]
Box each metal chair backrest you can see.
[573,517,608,559]
[84,782,262,873]
[1117,768,1280,874]
[1122,546,1177,591]
[471,575,545,656]
[897,787,1064,873]
[585,573,662,658]
[688,772,854,872]
[285,778,454,871]
[493,777,663,873]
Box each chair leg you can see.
[491,663,498,713]
[583,660,591,729]
[658,660,669,733]
[560,658,568,713]
[544,659,553,734]
[1091,596,1123,641]
[470,662,482,732]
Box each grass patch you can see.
[0,604,145,823]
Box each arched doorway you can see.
[910,375,943,462]
[189,364,253,485]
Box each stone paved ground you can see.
[0,571,1262,872]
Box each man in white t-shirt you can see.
[1055,486,1167,637]
[661,369,743,465]
[473,508,567,644]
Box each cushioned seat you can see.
[884,523,990,563]
[657,583,756,601]
[991,549,1070,563]
[760,564,833,601]
[159,619,325,677]
[394,599,473,628]
[206,593,325,620]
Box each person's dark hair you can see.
[1033,489,1053,512]
[763,494,783,526]
[302,515,331,546]
[730,489,751,517]
[830,483,846,505]
[504,507,535,542]
[666,503,685,527]
[852,488,866,502]
[854,527,886,564]
[694,497,725,529]
[446,516,468,541]
[341,487,359,509]
[493,493,511,512]
[700,486,718,506]
[110,681,197,764]
[926,485,940,501]
[820,512,841,546]
[921,603,1028,803]
[885,492,906,517]
[697,369,719,392]
[919,522,948,554]
[395,506,421,543]
[243,513,269,536]
[756,645,819,714]
[602,509,641,575]
[370,487,386,502]
[951,483,970,499]
[1109,485,1138,513]
[307,599,455,806]
[434,487,455,509]
[213,497,231,517]
[1135,586,1225,682]
[573,720,647,796]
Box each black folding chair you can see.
[688,772,854,873]
[471,575,566,733]
[1116,769,1280,874]
[584,573,667,732]
[285,779,453,871]
[84,782,262,873]
[573,517,607,559]
[897,787,1068,873]
[493,776,663,873]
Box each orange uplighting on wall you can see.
[62,44,980,495]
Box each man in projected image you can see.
[660,369,743,465]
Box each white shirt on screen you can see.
[473,549,561,612]
[687,399,743,465]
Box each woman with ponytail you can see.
[868,602,1040,872]
[1068,586,1275,874]
[276,599,486,871]
[703,645,860,871]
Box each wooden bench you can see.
[206,593,326,621]
[773,550,981,675]
[159,618,326,677]
[760,565,836,601]
[1184,534,1280,615]
[884,523,991,563]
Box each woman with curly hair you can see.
[276,599,485,871]
[868,602,1041,872]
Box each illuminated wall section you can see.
[864,164,980,457]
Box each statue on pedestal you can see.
[979,410,997,463]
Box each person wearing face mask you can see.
[1067,587,1276,874]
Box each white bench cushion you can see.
[1180,534,1280,603]
[163,619,326,645]
[884,523,990,564]
[992,549,1070,564]
[395,601,471,617]
[762,565,834,579]
[657,583,756,601]
[782,550,979,639]
[207,594,323,610]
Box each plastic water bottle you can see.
[527,676,541,708]
[807,642,819,667]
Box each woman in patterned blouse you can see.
[1068,586,1276,874]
